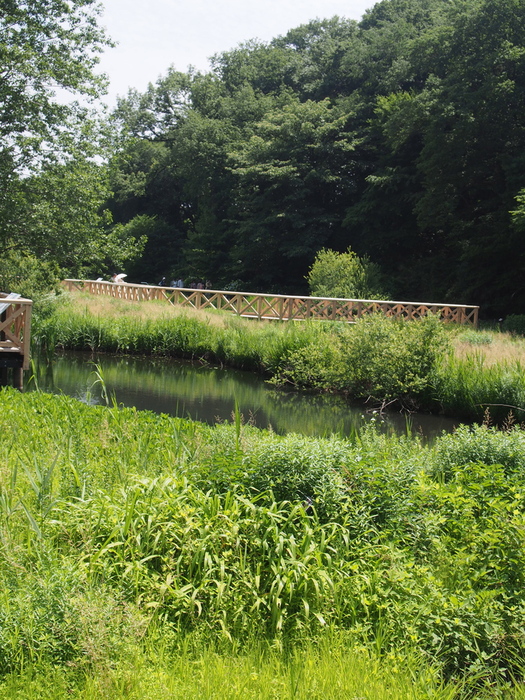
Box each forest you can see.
[2,0,525,316]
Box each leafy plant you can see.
[307,247,387,300]
[503,315,525,336]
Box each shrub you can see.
[307,247,387,300]
[0,252,60,301]
[501,314,525,335]
[502,314,525,335]
[336,313,450,407]
[243,434,348,519]
[268,332,343,390]
[430,423,525,480]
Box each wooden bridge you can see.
[63,279,479,326]
[0,292,33,390]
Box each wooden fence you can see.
[63,279,479,326]
[0,292,33,389]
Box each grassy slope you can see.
[61,292,525,364]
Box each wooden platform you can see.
[0,292,33,389]
[63,279,479,327]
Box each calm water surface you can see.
[28,351,459,440]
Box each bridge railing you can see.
[0,293,33,370]
[62,279,479,327]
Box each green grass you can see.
[2,387,525,695]
[0,644,469,699]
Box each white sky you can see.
[96,0,378,106]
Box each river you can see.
[28,351,459,440]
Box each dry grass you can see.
[66,291,234,329]
[453,330,525,366]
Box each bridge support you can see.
[0,356,25,390]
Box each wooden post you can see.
[13,367,23,390]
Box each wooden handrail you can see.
[0,293,33,370]
[62,279,479,327]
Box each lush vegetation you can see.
[2,386,525,696]
[307,247,387,300]
[3,0,525,317]
[33,292,525,423]
[0,1,144,296]
[4,1,525,695]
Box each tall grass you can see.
[0,643,468,700]
[434,353,525,422]
[2,387,525,694]
[33,292,325,374]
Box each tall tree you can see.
[345,0,525,312]
[0,0,111,173]
[0,0,117,285]
[227,98,357,291]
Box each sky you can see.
[96,0,378,106]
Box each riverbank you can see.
[2,387,525,696]
[33,291,525,423]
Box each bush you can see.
[268,331,343,390]
[337,313,450,407]
[0,252,60,300]
[502,314,525,335]
[430,423,525,480]
[307,247,387,300]
[243,434,348,519]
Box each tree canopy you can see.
[3,0,525,316]
[103,0,525,316]
[0,0,110,171]
[0,0,144,292]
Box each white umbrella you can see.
[115,273,127,282]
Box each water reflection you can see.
[28,351,459,440]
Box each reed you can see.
[435,353,525,422]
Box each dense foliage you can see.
[2,387,525,695]
[3,0,525,315]
[307,247,387,299]
[103,0,525,316]
[0,1,143,294]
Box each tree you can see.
[227,98,357,291]
[2,157,143,282]
[0,1,120,290]
[0,0,111,175]
[307,247,386,299]
[103,0,525,313]
[343,0,525,312]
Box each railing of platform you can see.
[0,292,33,370]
